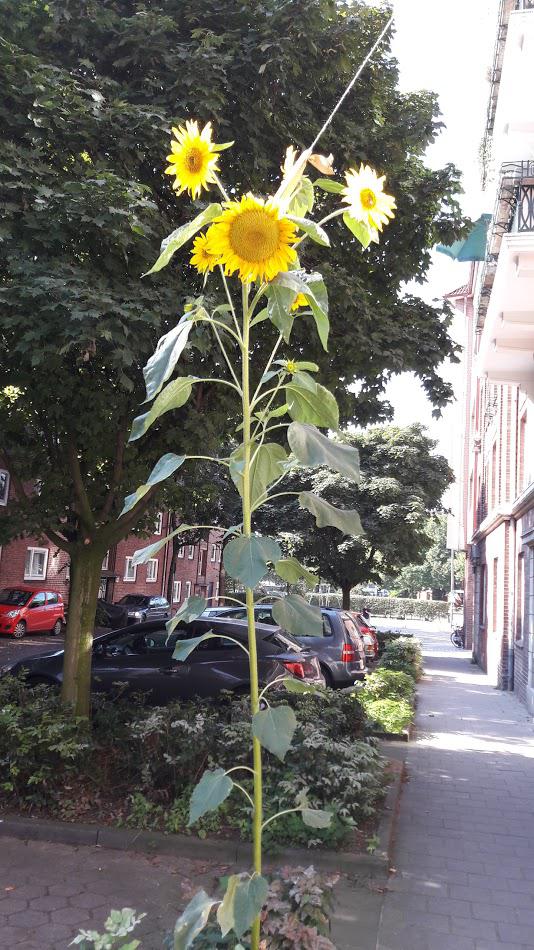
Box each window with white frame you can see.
[215,582,220,601]
[218,545,222,562]
[210,543,217,562]
[173,580,182,603]
[188,544,195,559]
[146,559,158,582]
[185,580,192,600]
[177,544,185,558]
[154,512,163,535]
[124,557,137,582]
[0,469,10,507]
[102,552,109,571]
[24,547,49,581]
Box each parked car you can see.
[205,605,367,687]
[1,617,324,703]
[351,612,379,661]
[0,587,65,640]
[96,599,129,630]
[116,594,170,624]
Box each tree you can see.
[258,425,452,608]
[391,515,465,598]
[0,0,465,715]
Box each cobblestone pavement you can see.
[377,627,534,950]
[0,837,228,949]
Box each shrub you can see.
[361,668,415,702]
[350,595,448,621]
[361,698,413,734]
[380,637,423,681]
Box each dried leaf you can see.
[308,153,335,175]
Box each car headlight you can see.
[131,611,143,619]
[5,610,20,618]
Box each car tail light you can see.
[283,660,318,680]
[341,643,356,663]
[283,661,305,679]
[359,625,372,634]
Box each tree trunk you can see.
[341,583,352,610]
[166,512,179,605]
[61,545,104,718]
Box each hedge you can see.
[308,593,449,621]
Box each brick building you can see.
[0,470,223,613]
[451,0,534,708]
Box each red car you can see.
[350,611,379,661]
[0,587,65,639]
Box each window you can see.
[479,564,487,627]
[516,554,524,642]
[492,558,499,632]
[154,512,163,535]
[24,547,48,581]
[491,443,497,510]
[146,559,158,582]
[519,413,527,493]
[30,592,46,608]
[173,580,182,603]
[188,545,195,559]
[198,548,208,576]
[0,469,10,506]
[210,543,217,562]
[124,557,137,582]
[218,545,222,562]
[47,592,59,605]
[102,552,109,571]
[215,582,220,601]
[177,545,185,558]
[185,581,192,600]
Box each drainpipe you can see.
[508,515,516,690]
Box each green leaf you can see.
[250,306,269,328]
[171,630,217,656]
[120,453,186,516]
[289,176,314,216]
[129,377,195,442]
[285,380,339,430]
[265,282,296,343]
[288,215,330,247]
[282,677,321,694]
[168,597,208,637]
[229,443,288,507]
[275,360,319,373]
[254,403,290,424]
[272,593,323,637]
[131,524,195,566]
[273,270,329,350]
[223,535,282,588]
[252,705,296,760]
[217,875,240,938]
[142,313,196,403]
[301,808,332,828]
[287,422,360,480]
[188,768,234,826]
[173,890,215,950]
[314,178,345,194]
[274,557,317,588]
[298,491,363,535]
[233,875,269,939]
[342,212,374,249]
[145,204,222,275]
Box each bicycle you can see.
[450,626,465,649]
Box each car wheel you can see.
[51,620,63,637]
[13,621,26,640]
[320,665,335,689]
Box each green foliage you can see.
[72,908,145,950]
[361,668,415,703]
[348,594,449,621]
[380,637,423,681]
[391,515,463,597]
[361,698,413,735]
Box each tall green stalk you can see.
[241,282,263,950]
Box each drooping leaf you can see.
[252,705,296,761]
[343,212,375,249]
[229,443,288,507]
[233,875,269,939]
[285,380,339,430]
[131,524,195,566]
[308,152,335,175]
[287,422,360,481]
[274,557,317,588]
[272,594,323,637]
[289,176,314,217]
[168,597,209,638]
[188,768,234,826]
[282,677,322,694]
[129,377,195,442]
[288,215,330,247]
[145,204,222,275]
[301,808,332,828]
[265,282,296,343]
[299,491,363,535]
[142,314,195,403]
[173,890,215,950]
[273,270,329,350]
[217,875,240,937]
[223,535,282,588]
[120,454,186,516]
[314,178,345,194]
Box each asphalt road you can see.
[0,631,65,668]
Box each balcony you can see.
[477,163,534,388]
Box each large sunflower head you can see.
[190,233,220,274]
[342,164,396,232]
[206,194,298,283]
[165,120,228,199]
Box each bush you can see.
[308,594,449,620]
[361,698,413,734]
[380,637,423,681]
[361,668,415,702]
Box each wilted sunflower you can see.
[190,233,220,274]
[165,120,230,199]
[206,195,298,283]
[342,164,396,232]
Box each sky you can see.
[382,0,499,462]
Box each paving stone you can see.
[68,891,109,909]
[7,909,49,929]
[29,894,68,912]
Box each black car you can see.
[206,605,367,688]
[96,599,129,630]
[117,594,170,624]
[2,617,324,703]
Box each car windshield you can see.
[118,595,147,605]
[0,588,32,607]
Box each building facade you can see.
[0,470,223,613]
[455,0,534,709]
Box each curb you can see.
[0,751,406,876]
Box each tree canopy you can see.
[390,515,465,598]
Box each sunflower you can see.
[206,194,298,283]
[284,359,298,374]
[291,292,308,311]
[190,233,220,274]
[165,120,229,199]
[342,164,396,232]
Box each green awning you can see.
[436,213,492,262]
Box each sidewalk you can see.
[377,627,534,950]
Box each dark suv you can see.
[207,605,367,688]
[117,594,170,624]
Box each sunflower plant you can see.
[124,54,395,947]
